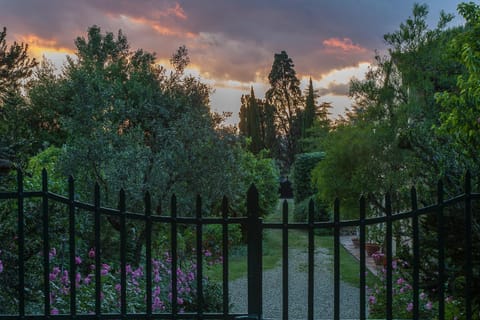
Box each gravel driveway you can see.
[229,247,361,319]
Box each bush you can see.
[293,197,329,223]
[0,247,223,314]
[292,152,324,203]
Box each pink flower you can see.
[88,248,95,259]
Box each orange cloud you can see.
[165,3,187,20]
[323,37,367,53]
[15,34,75,58]
[116,15,195,38]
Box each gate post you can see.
[247,184,262,319]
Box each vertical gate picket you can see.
[68,175,76,316]
[119,189,127,315]
[17,169,25,317]
[145,192,152,317]
[385,193,393,320]
[282,199,289,320]
[333,198,340,320]
[411,187,420,319]
[42,169,50,316]
[307,199,314,320]
[171,194,178,316]
[359,196,366,320]
[437,180,445,319]
[196,195,204,317]
[221,196,230,317]
[94,183,102,315]
[464,172,472,319]
[247,184,262,319]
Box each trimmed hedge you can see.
[292,152,325,203]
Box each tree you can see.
[239,88,277,155]
[0,27,38,163]
[22,26,270,264]
[0,27,37,100]
[302,77,317,137]
[266,50,303,167]
[436,2,480,171]
[239,87,263,153]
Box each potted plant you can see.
[372,251,386,266]
[366,224,384,256]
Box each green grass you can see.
[208,199,378,288]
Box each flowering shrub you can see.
[367,259,469,319]
[1,247,223,315]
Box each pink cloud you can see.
[323,37,367,53]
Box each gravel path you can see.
[229,247,361,319]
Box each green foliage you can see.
[292,197,329,223]
[24,146,66,193]
[0,27,38,164]
[435,2,480,171]
[237,150,279,217]
[239,87,263,154]
[302,78,316,136]
[292,152,324,203]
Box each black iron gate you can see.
[0,169,478,319]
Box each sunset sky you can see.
[0,0,465,124]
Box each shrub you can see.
[0,247,223,315]
[367,259,474,319]
[292,152,324,204]
[293,197,329,223]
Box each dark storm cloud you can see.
[0,0,463,82]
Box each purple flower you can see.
[51,308,59,315]
[61,270,69,285]
[49,248,56,260]
[204,249,212,257]
[84,275,91,285]
[420,292,426,300]
[115,284,121,292]
[407,302,413,312]
[392,260,398,269]
[0,260,3,273]
[100,263,111,276]
[368,295,376,305]
[153,296,163,311]
[75,256,82,265]
[88,248,95,259]
[397,278,405,285]
[425,301,433,310]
